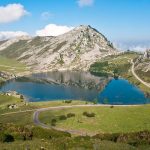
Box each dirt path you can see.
[0,109,36,116]
[131,60,150,88]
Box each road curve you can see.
[33,104,139,136]
[131,60,150,88]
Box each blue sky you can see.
[0,0,150,51]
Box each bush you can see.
[51,119,57,126]
[59,115,67,120]
[32,127,71,139]
[64,100,72,104]
[67,113,75,118]
[0,131,14,142]
[110,105,114,108]
[83,112,95,117]
[93,131,150,146]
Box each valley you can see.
[0,25,150,149]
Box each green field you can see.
[39,105,150,134]
[1,95,150,149]
[0,95,89,125]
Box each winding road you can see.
[131,60,150,88]
[32,59,150,135]
[33,104,139,136]
[1,58,149,136]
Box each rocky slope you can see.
[135,49,150,72]
[134,49,150,83]
[0,25,117,71]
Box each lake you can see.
[0,71,149,105]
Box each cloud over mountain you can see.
[0,31,29,41]
[36,24,74,36]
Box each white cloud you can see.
[77,0,94,7]
[36,24,74,36]
[41,12,54,20]
[0,31,29,41]
[0,3,29,23]
[113,41,150,52]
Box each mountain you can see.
[0,25,117,71]
[134,49,150,83]
[135,49,150,72]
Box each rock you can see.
[0,25,118,72]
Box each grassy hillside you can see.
[0,95,150,149]
[0,55,28,73]
[90,52,149,93]
[90,52,138,77]
[39,105,150,134]
[0,138,136,150]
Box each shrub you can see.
[51,119,57,126]
[32,127,71,139]
[59,115,67,120]
[64,100,72,104]
[93,131,150,146]
[67,113,75,118]
[83,112,95,117]
[110,105,114,108]
[0,131,14,142]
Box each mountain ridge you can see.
[0,25,118,71]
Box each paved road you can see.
[131,60,150,88]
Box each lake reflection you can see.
[0,71,149,105]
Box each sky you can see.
[0,0,150,51]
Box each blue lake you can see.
[0,71,149,105]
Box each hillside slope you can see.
[0,25,117,71]
[134,49,150,83]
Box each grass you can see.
[39,105,150,134]
[0,138,137,150]
[90,52,150,93]
[1,95,150,149]
[90,52,138,77]
[0,94,89,125]
[0,95,22,109]
[0,55,29,74]
[1,94,150,134]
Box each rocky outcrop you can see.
[135,49,150,72]
[134,49,150,83]
[143,49,150,59]
[0,71,16,81]
[0,25,117,72]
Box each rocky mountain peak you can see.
[0,25,118,71]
